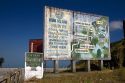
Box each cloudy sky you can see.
[0,0,125,67]
[110,20,123,31]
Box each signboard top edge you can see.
[45,6,109,18]
[25,52,43,54]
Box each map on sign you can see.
[71,13,110,60]
[26,52,42,68]
[44,6,110,60]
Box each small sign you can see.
[25,52,43,80]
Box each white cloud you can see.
[109,21,123,31]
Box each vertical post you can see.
[54,60,59,73]
[20,68,24,83]
[71,60,76,72]
[44,60,46,72]
[7,74,10,83]
[88,60,91,72]
[101,60,103,70]
[31,42,34,52]
[15,70,18,83]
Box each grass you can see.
[24,67,125,83]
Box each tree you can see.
[0,57,4,67]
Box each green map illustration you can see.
[71,16,110,60]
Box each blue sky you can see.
[0,0,125,67]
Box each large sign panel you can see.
[72,13,110,60]
[44,6,110,60]
[25,52,43,80]
[44,6,72,60]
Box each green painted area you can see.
[71,16,110,60]
[26,53,42,67]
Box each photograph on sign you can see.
[44,6,110,60]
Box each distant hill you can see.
[110,39,125,68]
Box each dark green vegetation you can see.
[0,57,4,67]
[91,37,98,45]
[97,49,102,58]
[110,39,125,68]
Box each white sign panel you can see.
[25,52,43,80]
[44,6,72,60]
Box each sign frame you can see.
[25,52,43,80]
[44,6,111,60]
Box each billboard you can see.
[44,6,110,60]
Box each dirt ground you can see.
[24,68,125,83]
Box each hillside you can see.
[110,39,125,68]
